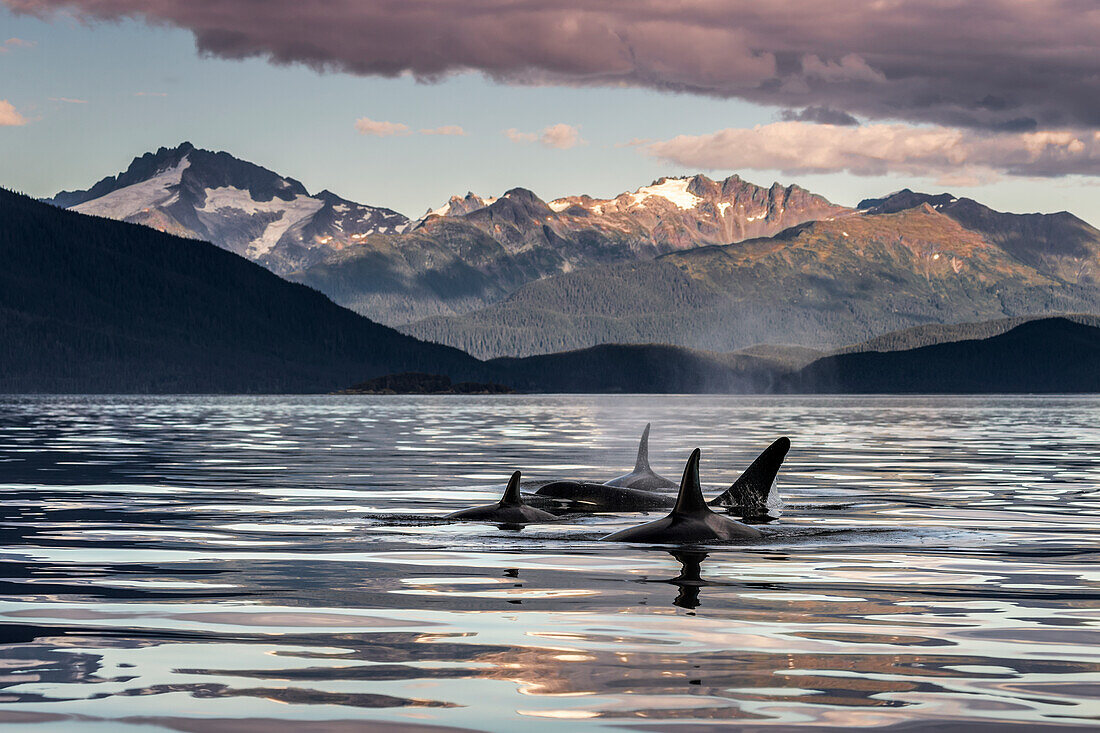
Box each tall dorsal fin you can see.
[709,437,791,510]
[500,471,522,506]
[672,449,710,517]
[634,423,652,472]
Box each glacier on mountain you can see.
[73,156,191,220]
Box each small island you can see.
[333,372,515,395]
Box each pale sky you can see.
[2,3,1099,224]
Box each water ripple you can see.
[0,394,1098,731]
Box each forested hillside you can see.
[836,313,1100,354]
[405,204,1100,358]
[0,188,484,393]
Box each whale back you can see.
[672,448,710,518]
[535,480,675,511]
[447,469,557,523]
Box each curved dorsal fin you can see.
[672,449,709,517]
[500,471,522,506]
[709,437,791,510]
[634,423,652,472]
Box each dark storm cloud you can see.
[781,106,860,126]
[7,0,1100,133]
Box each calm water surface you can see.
[0,395,1098,732]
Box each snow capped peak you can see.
[53,142,410,273]
[629,177,703,210]
[421,192,497,221]
[427,202,453,218]
[72,155,191,220]
[198,185,324,258]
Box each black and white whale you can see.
[534,437,790,517]
[605,424,678,490]
[601,449,764,543]
[447,471,557,524]
[534,480,675,512]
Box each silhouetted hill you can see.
[836,313,1100,354]
[496,344,793,393]
[0,188,483,393]
[496,318,1100,394]
[336,372,513,395]
[790,318,1100,393]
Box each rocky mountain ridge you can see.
[45,142,409,275]
[291,174,849,324]
[402,200,1100,358]
[50,145,850,324]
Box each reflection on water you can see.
[641,551,710,612]
[1,394,1099,731]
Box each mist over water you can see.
[1,394,1099,731]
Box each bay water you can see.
[1,395,1098,731]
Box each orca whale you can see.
[600,449,763,543]
[605,424,678,490]
[534,480,675,512]
[533,437,790,517]
[447,471,557,524]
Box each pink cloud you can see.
[356,118,467,137]
[420,125,466,136]
[506,124,583,149]
[0,37,34,53]
[354,117,411,137]
[539,123,582,149]
[504,128,537,144]
[646,122,1100,181]
[0,99,27,126]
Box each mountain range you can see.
[5,184,1098,394]
[46,142,847,325]
[40,142,1100,364]
[405,193,1100,358]
[290,174,848,325]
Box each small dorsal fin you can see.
[500,471,522,506]
[634,423,652,472]
[672,449,710,517]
